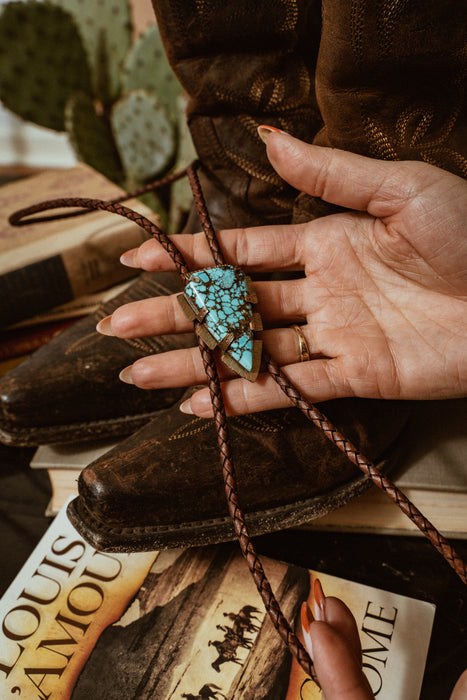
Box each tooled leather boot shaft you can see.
[294,0,467,222]
[151,0,323,228]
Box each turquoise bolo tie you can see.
[178,264,263,382]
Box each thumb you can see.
[259,128,416,218]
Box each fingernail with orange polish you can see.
[313,578,326,622]
[257,124,288,144]
[300,602,314,658]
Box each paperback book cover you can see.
[0,504,436,699]
[0,501,157,699]
[71,549,435,700]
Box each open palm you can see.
[104,132,467,417]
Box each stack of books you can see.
[303,398,467,539]
[0,163,159,375]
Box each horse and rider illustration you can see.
[181,604,263,697]
[208,605,261,673]
[182,682,227,700]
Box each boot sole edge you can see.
[66,467,387,553]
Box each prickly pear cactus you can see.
[122,25,182,119]
[65,92,123,184]
[50,0,132,103]
[0,0,184,208]
[111,89,176,184]
[0,1,91,131]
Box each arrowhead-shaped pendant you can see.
[178,265,263,381]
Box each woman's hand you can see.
[299,579,374,699]
[98,131,467,417]
[299,579,467,700]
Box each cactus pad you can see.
[0,1,91,131]
[122,24,182,119]
[65,92,123,183]
[50,0,132,102]
[111,89,176,183]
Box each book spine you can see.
[0,256,73,327]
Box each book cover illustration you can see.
[0,502,435,699]
[72,547,435,700]
[0,501,157,699]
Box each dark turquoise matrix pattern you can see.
[184,265,256,373]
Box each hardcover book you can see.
[0,503,435,699]
[0,317,78,361]
[0,163,156,327]
[10,279,133,328]
[0,280,133,373]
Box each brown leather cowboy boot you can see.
[152,0,323,228]
[68,392,408,551]
[0,0,322,446]
[293,0,467,222]
[65,0,465,551]
[0,272,194,445]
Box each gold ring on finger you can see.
[290,324,311,363]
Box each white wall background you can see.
[0,110,77,168]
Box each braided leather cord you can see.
[9,168,190,228]
[9,165,317,680]
[188,166,317,680]
[10,161,467,683]
[265,353,467,584]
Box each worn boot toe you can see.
[67,395,410,551]
[0,271,194,446]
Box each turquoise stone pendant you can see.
[178,265,263,381]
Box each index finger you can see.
[121,222,309,274]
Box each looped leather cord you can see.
[10,161,467,683]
